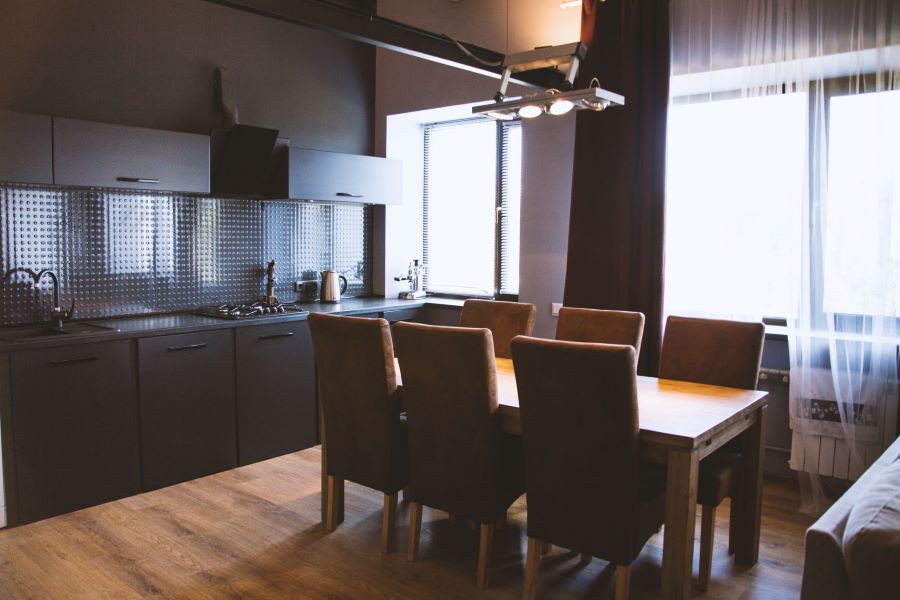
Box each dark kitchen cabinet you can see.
[138,330,236,490]
[0,110,53,185]
[235,321,317,465]
[10,341,141,524]
[289,148,402,205]
[53,117,210,193]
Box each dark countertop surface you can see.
[0,296,465,352]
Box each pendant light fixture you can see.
[472,42,624,120]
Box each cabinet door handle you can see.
[117,177,160,184]
[335,192,364,198]
[166,343,207,352]
[259,332,294,340]
[48,355,100,366]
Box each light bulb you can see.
[518,105,543,119]
[549,99,574,116]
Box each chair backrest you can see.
[308,312,405,493]
[658,315,765,390]
[393,321,504,522]
[460,299,536,359]
[555,307,646,357]
[511,336,644,565]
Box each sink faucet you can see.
[3,267,76,329]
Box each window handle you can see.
[336,192,364,198]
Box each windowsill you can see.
[765,324,900,345]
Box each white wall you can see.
[374,1,578,336]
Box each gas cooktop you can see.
[195,302,309,320]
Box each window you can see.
[665,93,806,320]
[824,89,900,316]
[666,84,900,322]
[422,119,521,296]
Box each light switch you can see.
[551,302,563,317]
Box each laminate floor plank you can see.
[0,447,814,599]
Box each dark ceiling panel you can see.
[203,0,567,90]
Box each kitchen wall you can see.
[0,0,374,155]
[0,0,379,325]
[0,184,373,326]
[374,0,580,337]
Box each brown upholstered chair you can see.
[393,321,526,589]
[511,336,666,600]
[658,315,765,590]
[459,299,536,359]
[308,313,409,553]
[555,307,646,357]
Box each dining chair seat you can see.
[697,450,741,507]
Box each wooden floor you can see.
[0,447,814,599]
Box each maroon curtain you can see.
[563,0,670,375]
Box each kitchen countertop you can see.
[0,296,465,352]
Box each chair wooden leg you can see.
[728,497,737,555]
[325,475,343,532]
[699,504,716,591]
[381,493,398,554]
[407,502,422,562]
[523,537,541,600]
[476,522,495,589]
[540,541,552,555]
[614,564,631,600]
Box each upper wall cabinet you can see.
[0,110,53,185]
[53,118,210,194]
[289,148,402,205]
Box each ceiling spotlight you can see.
[472,42,625,120]
[518,105,544,119]
[548,99,574,115]
[473,86,624,120]
[560,1,582,9]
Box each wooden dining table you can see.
[321,357,768,600]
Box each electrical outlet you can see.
[551,302,563,317]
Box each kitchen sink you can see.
[0,322,120,342]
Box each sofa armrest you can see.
[801,527,852,600]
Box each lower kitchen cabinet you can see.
[10,341,141,524]
[139,330,236,490]
[236,321,317,465]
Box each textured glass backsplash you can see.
[0,184,372,326]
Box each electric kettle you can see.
[320,271,348,303]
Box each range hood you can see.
[210,124,281,197]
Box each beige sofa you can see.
[801,435,900,600]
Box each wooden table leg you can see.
[320,401,344,525]
[733,406,766,565]
[662,447,699,600]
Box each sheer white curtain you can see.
[669,0,900,513]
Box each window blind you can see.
[422,118,521,296]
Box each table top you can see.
[396,357,768,453]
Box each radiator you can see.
[789,431,887,480]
